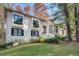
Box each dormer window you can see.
[14,14,23,25]
[33,20,39,28]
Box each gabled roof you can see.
[5,8,49,21]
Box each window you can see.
[14,14,23,25]
[31,30,39,37]
[62,29,64,35]
[49,25,53,34]
[33,20,39,28]
[43,26,46,34]
[56,26,58,33]
[11,28,24,36]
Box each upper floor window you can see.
[33,20,39,28]
[14,14,23,25]
[11,28,24,36]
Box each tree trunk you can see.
[63,4,72,42]
[75,6,79,42]
[76,17,79,42]
[0,4,5,44]
[65,18,72,42]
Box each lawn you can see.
[0,42,79,56]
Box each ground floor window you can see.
[62,29,64,35]
[43,26,47,34]
[31,30,39,37]
[56,26,58,33]
[49,25,53,34]
[11,28,24,36]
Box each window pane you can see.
[14,14,23,25]
[14,15,19,23]
[18,29,21,36]
[33,20,39,28]
[31,30,39,37]
[49,25,53,34]
[43,26,46,34]
[14,29,17,36]
[37,31,39,36]
[11,28,24,36]
[56,26,58,33]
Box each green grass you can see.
[0,42,79,56]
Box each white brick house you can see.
[4,8,55,43]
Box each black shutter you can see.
[31,30,33,36]
[11,28,14,35]
[37,31,39,36]
[31,30,34,36]
[22,29,24,36]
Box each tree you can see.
[33,3,49,20]
[15,5,22,12]
[50,3,72,42]
[74,4,79,42]
[63,4,72,42]
[0,4,5,43]
[24,4,31,14]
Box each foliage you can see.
[51,3,72,41]
[0,42,14,49]
[33,3,49,20]
[15,5,22,12]
[55,35,65,41]
[24,5,31,14]
[45,36,59,43]
[45,35,65,43]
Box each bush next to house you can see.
[0,42,14,49]
[45,37,59,43]
[0,42,19,49]
[55,35,65,41]
[45,35,65,43]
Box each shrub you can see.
[55,35,65,41]
[60,36,65,41]
[45,35,66,43]
[0,42,14,48]
[45,37,59,43]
